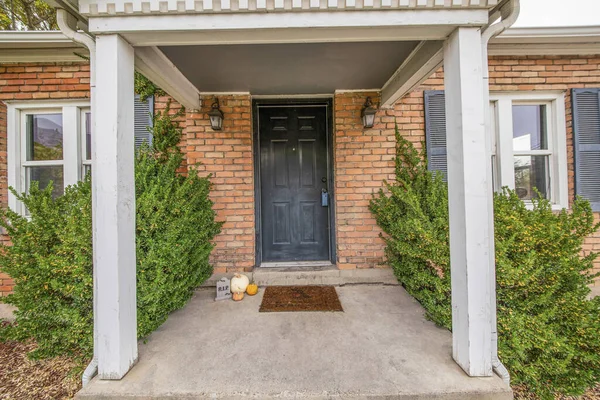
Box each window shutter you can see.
[134,95,154,148]
[424,90,447,181]
[573,89,600,212]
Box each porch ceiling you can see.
[159,41,420,94]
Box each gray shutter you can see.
[573,88,600,211]
[134,95,154,148]
[424,90,447,181]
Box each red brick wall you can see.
[395,55,600,284]
[333,92,395,269]
[186,95,254,272]
[0,62,90,296]
[1,56,600,292]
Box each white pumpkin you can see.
[230,273,250,294]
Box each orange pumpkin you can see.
[246,282,259,296]
[232,292,244,301]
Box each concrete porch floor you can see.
[77,285,512,400]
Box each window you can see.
[490,93,568,209]
[8,97,153,214]
[82,109,92,176]
[424,91,568,210]
[8,101,90,214]
[23,111,65,199]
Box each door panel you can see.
[259,106,329,262]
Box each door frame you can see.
[252,97,336,267]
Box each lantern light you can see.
[208,98,224,131]
[361,97,377,129]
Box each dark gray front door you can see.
[259,105,329,262]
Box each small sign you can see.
[215,277,232,301]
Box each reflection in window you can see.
[512,105,547,151]
[26,165,64,199]
[24,113,64,200]
[514,155,549,201]
[85,112,92,161]
[512,105,550,201]
[26,114,63,161]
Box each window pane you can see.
[512,105,548,151]
[514,155,549,201]
[26,114,63,161]
[26,165,64,198]
[85,112,92,160]
[83,164,91,177]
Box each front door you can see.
[259,105,330,262]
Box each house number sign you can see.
[215,277,232,301]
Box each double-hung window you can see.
[490,93,568,209]
[8,101,91,214]
[425,91,568,210]
[8,96,153,215]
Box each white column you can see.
[94,34,138,380]
[443,27,493,377]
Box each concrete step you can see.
[77,390,513,399]
[203,266,399,287]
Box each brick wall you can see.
[186,95,254,273]
[0,62,90,296]
[333,91,395,269]
[395,55,600,284]
[1,56,600,291]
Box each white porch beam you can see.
[94,33,138,380]
[443,27,493,377]
[87,9,489,36]
[120,26,453,46]
[135,46,201,110]
[381,40,444,108]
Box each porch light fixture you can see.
[208,98,224,131]
[361,97,377,129]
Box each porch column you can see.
[443,27,493,377]
[94,34,138,379]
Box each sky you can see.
[514,0,600,28]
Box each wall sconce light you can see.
[361,97,377,129]
[208,98,224,131]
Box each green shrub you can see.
[369,130,451,328]
[0,101,221,358]
[0,179,94,359]
[370,127,600,399]
[135,103,222,337]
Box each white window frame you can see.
[7,100,90,215]
[490,92,568,210]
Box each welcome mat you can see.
[259,286,343,312]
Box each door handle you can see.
[321,188,329,207]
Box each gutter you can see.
[56,8,98,387]
[481,0,520,387]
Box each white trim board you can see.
[87,9,489,34]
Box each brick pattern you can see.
[395,55,600,284]
[186,95,254,272]
[0,62,90,295]
[2,56,600,291]
[334,92,396,269]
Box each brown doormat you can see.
[259,286,343,312]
